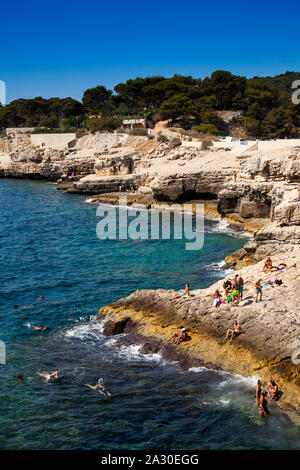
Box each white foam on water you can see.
[84,198,98,204]
[204,260,234,278]
[188,366,211,373]
[116,343,167,365]
[218,399,231,405]
[64,319,105,341]
[215,370,260,390]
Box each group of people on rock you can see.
[211,274,244,307]
[255,379,282,417]
[118,184,138,193]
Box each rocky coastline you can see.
[1,130,300,412]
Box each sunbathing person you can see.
[263,257,272,272]
[168,326,188,345]
[225,320,245,343]
[169,283,190,300]
[212,289,222,307]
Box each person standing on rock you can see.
[237,275,244,301]
[255,379,263,408]
[233,171,237,182]
[255,278,263,302]
[232,275,240,305]
[259,391,270,417]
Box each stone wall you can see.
[30,133,76,150]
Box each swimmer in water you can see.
[18,374,24,383]
[32,325,47,331]
[37,371,59,382]
[85,378,111,396]
[15,305,34,310]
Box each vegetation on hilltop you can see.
[1,71,300,138]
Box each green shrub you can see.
[32,127,77,134]
[194,123,218,135]
[88,116,122,133]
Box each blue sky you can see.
[1,0,299,103]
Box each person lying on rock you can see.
[168,326,188,345]
[225,320,245,343]
[263,257,272,272]
[255,278,263,302]
[169,284,190,300]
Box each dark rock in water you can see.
[221,263,231,270]
[114,333,144,347]
[102,317,137,336]
[139,339,162,355]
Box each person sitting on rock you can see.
[266,379,280,401]
[225,320,245,343]
[263,257,272,272]
[255,278,263,302]
[212,289,222,307]
[169,284,190,300]
[168,326,188,346]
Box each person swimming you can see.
[85,378,111,396]
[32,325,47,331]
[37,371,59,382]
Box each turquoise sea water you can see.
[0,178,299,450]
